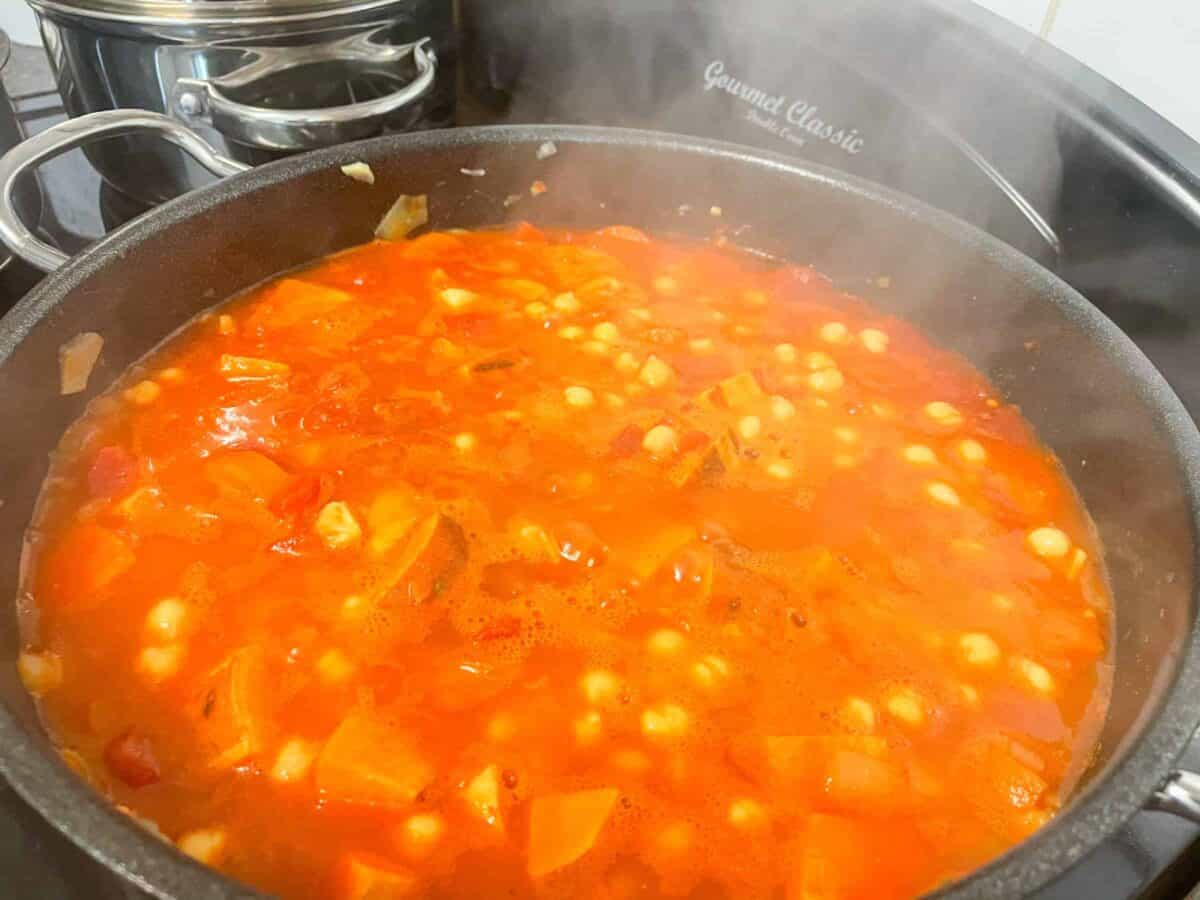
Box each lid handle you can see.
[171,34,437,152]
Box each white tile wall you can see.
[971,0,1050,34]
[1050,0,1200,144]
[0,0,40,47]
[969,0,1200,144]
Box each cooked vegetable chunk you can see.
[528,788,619,877]
[316,715,433,807]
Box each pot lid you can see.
[27,0,402,25]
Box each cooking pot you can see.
[0,28,44,294]
[1,113,1200,899]
[27,0,452,207]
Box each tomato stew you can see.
[17,225,1111,899]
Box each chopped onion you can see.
[59,332,103,396]
[536,141,558,160]
[340,161,375,185]
[460,168,486,177]
[375,193,429,241]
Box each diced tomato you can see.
[731,735,888,802]
[442,312,496,340]
[474,616,522,642]
[628,525,697,580]
[610,425,644,458]
[47,524,135,603]
[557,521,607,569]
[204,451,292,503]
[787,814,871,900]
[823,750,908,814]
[317,362,371,400]
[955,739,1048,838]
[245,278,353,332]
[672,354,732,385]
[271,473,330,520]
[335,852,419,900]
[87,446,135,498]
[103,729,160,788]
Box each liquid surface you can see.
[18,225,1111,900]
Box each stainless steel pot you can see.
[0,28,17,279]
[27,0,452,207]
[0,28,44,296]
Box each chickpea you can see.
[885,687,926,727]
[647,629,686,655]
[819,322,849,344]
[639,355,675,389]
[859,328,889,353]
[808,369,845,392]
[926,481,961,507]
[737,415,762,440]
[564,386,595,408]
[904,445,936,464]
[1028,526,1071,558]
[959,632,1001,667]
[774,343,799,364]
[641,703,690,740]
[924,401,964,427]
[642,425,679,458]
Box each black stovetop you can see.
[4,1,1200,897]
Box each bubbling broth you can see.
[17,224,1111,900]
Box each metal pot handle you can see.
[0,109,249,272]
[1150,770,1200,822]
[171,35,436,153]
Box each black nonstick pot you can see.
[1,117,1199,900]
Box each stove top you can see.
[4,1,1200,897]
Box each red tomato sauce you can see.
[18,225,1111,899]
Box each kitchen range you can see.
[2,1,1200,898]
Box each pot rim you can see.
[27,0,405,28]
[2,123,1200,900]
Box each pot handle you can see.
[171,35,437,153]
[1150,770,1200,822]
[0,109,249,272]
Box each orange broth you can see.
[17,224,1111,900]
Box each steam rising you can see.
[458,0,1195,796]
[467,0,1068,264]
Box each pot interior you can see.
[0,129,1196,898]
